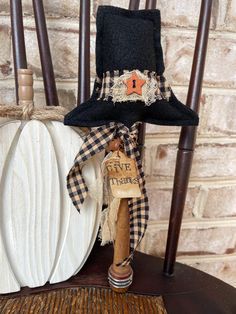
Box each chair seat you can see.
[1,241,235,313]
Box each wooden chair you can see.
[5,0,236,313]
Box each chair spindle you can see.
[163,0,213,276]
[10,0,27,103]
[78,0,90,106]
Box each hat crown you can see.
[96,6,165,78]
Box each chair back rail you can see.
[10,0,27,103]
[32,0,59,106]
[164,0,213,275]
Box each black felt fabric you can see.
[96,5,165,77]
[101,13,156,73]
[64,91,198,128]
[64,5,199,128]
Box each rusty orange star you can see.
[124,72,146,96]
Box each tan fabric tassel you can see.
[99,197,120,246]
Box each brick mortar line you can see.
[145,134,236,139]
[1,15,236,38]
[145,136,236,145]
[177,252,236,264]
[147,218,236,229]
[162,26,236,39]
[1,78,236,95]
[0,79,78,89]
[174,85,236,94]
[146,179,236,189]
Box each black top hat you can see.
[64,6,199,128]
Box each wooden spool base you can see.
[108,264,133,293]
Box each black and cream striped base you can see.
[108,265,133,293]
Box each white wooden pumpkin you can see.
[0,118,103,294]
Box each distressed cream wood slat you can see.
[0,120,21,293]
[1,120,61,287]
[48,122,102,284]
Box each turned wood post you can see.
[18,69,33,106]
[129,0,140,10]
[163,0,213,276]
[108,198,133,293]
[10,0,27,103]
[78,0,90,105]
[107,139,133,292]
[32,0,59,106]
[145,0,157,9]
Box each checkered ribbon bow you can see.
[67,122,149,261]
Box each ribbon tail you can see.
[66,123,118,213]
[66,161,89,213]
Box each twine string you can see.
[20,101,34,120]
[0,102,69,122]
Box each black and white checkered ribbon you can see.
[67,122,149,265]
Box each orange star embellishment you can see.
[124,72,146,96]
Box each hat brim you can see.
[64,94,199,129]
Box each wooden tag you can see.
[105,151,142,198]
